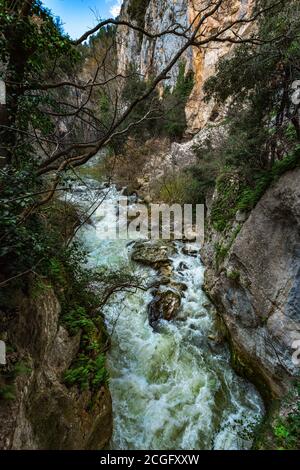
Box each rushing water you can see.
[71,180,264,450]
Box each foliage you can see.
[116,61,194,147]
[63,306,95,336]
[64,353,109,391]
[237,146,300,211]
[226,270,241,282]
[128,0,151,31]
[172,0,300,234]
[0,384,16,401]
[255,380,300,450]
[61,261,145,392]
[210,171,243,232]
[208,146,300,232]
[162,63,194,139]
[155,171,201,205]
[0,358,31,402]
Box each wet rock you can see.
[148,289,181,328]
[182,245,199,257]
[131,240,176,268]
[158,264,173,277]
[150,276,170,288]
[169,281,188,295]
[178,261,189,271]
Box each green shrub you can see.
[128,0,151,30]
[156,172,201,205]
[163,62,194,139]
[210,171,243,232]
[238,147,300,211]
[0,384,16,401]
[63,306,95,336]
[272,382,300,449]
[64,353,109,391]
[227,270,241,282]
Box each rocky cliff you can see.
[202,168,300,400]
[117,0,254,133]
[0,284,112,449]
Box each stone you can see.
[131,240,176,268]
[148,289,182,327]
[236,210,248,223]
[182,244,199,257]
[178,261,189,271]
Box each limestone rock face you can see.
[0,288,112,450]
[117,0,254,133]
[202,168,300,399]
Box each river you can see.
[71,179,264,450]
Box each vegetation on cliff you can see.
[200,0,300,232]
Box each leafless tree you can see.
[0,0,283,219]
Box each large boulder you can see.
[148,289,181,328]
[131,240,176,268]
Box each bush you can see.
[227,270,241,282]
[64,353,109,391]
[128,0,151,30]
[155,172,202,205]
[162,62,194,139]
[238,146,300,211]
[210,171,243,232]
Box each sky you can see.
[42,0,122,39]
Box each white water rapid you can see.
[71,179,264,450]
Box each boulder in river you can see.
[148,289,181,328]
[131,240,176,268]
[182,244,199,257]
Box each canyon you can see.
[0,0,299,452]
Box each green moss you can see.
[0,384,16,401]
[214,242,229,268]
[210,172,243,232]
[226,269,241,282]
[214,225,241,268]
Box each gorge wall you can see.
[0,284,112,449]
[117,0,254,133]
[202,169,300,400]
